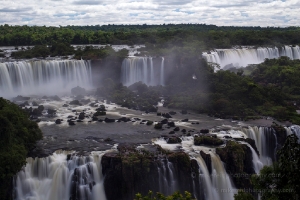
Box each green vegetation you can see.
[135,190,195,200]
[194,136,224,146]
[1,24,300,55]
[0,98,42,199]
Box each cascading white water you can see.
[160,57,165,86]
[14,151,107,200]
[194,156,215,200]
[0,60,92,98]
[120,57,165,86]
[241,126,277,166]
[285,125,300,143]
[202,45,300,69]
[210,153,235,200]
[242,143,263,174]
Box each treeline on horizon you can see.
[1,24,300,49]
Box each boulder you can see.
[167,121,175,127]
[181,118,189,122]
[55,119,62,124]
[78,112,85,120]
[174,127,180,131]
[162,113,172,118]
[167,137,182,144]
[13,95,30,101]
[169,111,176,115]
[69,100,82,106]
[146,121,153,125]
[47,109,56,115]
[200,129,209,134]
[194,136,223,146]
[32,101,39,106]
[50,95,62,101]
[154,123,163,129]
[71,86,86,96]
[104,118,115,123]
[118,117,131,122]
[69,121,76,125]
[161,119,168,124]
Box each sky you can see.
[0,0,299,27]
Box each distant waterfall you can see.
[14,151,107,200]
[202,45,300,69]
[241,126,278,165]
[160,57,165,86]
[0,60,92,98]
[121,57,165,86]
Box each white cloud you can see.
[0,0,298,26]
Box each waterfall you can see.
[157,158,178,196]
[0,60,92,98]
[120,57,165,86]
[241,126,277,165]
[202,45,300,69]
[210,153,235,200]
[160,57,165,86]
[285,125,300,143]
[14,151,107,200]
[194,156,214,200]
[243,143,263,174]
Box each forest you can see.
[1,24,300,50]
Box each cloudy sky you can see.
[0,0,299,27]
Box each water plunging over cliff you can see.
[14,151,107,200]
[241,126,278,166]
[202,45,300,69]
[121,57,165,86]
[0,60,92,98]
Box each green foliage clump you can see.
[194,136,224,146]
[135,190,195,200]
[0,98,42,199]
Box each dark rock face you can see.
[216,141,254,188]
[200,151,212,174]
[271,123,287,151]
[101,146,200,200]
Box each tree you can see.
[0,98,42,199]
